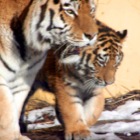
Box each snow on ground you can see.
[91,133,122,140]
[25,100,140,140]
[99,100,140,121]
[91,121,140,133]
[25,106,55,123]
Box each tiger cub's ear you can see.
[116,29,128,41]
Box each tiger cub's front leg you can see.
[0,77,30,140]
[55,86,91,140]
[84,91,105,127]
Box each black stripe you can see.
[10,17,27,61]
[65,83,72,86]
[53,0,59,4]
[98,34,108,39]
[13,88,29,95]
[108,40,119,47]
[0,55,16,73]
[32,80,54,93]
[86,54,91,63]
[100,40,109,46]
[97,54,103,59]
[105,41,118,48]
[98,27,114,33]
[65,65,84,84]
[114,38,120,43]
[98,37,107,42]
[52,26,64,30]
[96,20,102,26]
[59,4,63,12]
[80,51,86,64]
[55,102,64,126]
[70,87,95,102]
[0,84,9,88]
[83,94,95,103]
[36,1,49,29]
[63,3,71,7]
[19,0,34,20]
[60,14,65,22]
[103,47,111,51]
[46,9,55,31]
[67,91,84,103]
[28,53,47,70]
[113,47,119,53]
[99,39,119,48]
[0,40,4,50]
[10,82,25,90]
[37,33,43,42]
[44,38,51,43]
[69,70,84,84]
[93,47,99,54]
[38,32,51,43]
[60,26,71,35]
[67,92,80,98]
[10,0,34,61]
[110,33,118,38]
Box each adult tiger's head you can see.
[58,21,127,88]
[23,0,98,51]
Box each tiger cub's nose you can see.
[105,78,115,86]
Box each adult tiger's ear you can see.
[116,29,128,41]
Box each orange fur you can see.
[0,0,30,53]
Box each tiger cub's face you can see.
[60,26,127,88]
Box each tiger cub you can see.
[0,0,98,139]
[35,20,127,140]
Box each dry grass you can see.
[105,90,140,110]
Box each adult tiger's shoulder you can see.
[0,0,30,53]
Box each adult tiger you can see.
[34,20,127,140]
[0,0,97,139]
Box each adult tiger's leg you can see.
[14,88,31,119]
[55,87,91,140]
[13,76,37,134]
[0,76,30,140]
[84,91,105,127]
[11,74,39,118]
[14,86,31,134]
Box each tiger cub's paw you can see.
[65,129,92,140]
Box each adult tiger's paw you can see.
[19,135,31,140]
[0,134,31,140]
[65,129,92,140]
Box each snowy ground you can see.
[24,100,140,140]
